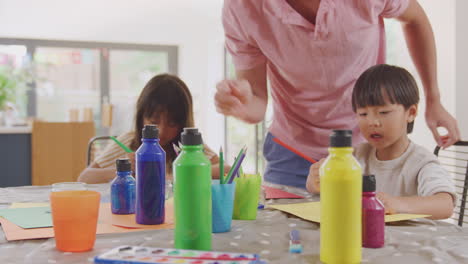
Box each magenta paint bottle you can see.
[362,174,385,248]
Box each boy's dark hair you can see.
[130,74,194,163]
[352,64,420,133]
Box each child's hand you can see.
[126,152,136,175]
[306,158,325,194]
[376,192,403,215]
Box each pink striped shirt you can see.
[223,0,409,158]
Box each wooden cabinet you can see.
[32,122,95,185]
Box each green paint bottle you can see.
[173,128,212,250]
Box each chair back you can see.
[86,136,115,166]
[434,141,468,226]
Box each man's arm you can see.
[214,62,268,124]
[396,0,460,147]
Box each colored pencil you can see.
[273,137,317,163]
[219,147,224,184]
[109,136,133,153]
[172,143,181,156]
[227,149,247,184]
[224,146,246,184]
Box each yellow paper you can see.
[384,213,430,222]
[10,203,50,208]
[268,202,429,223]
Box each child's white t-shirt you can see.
[354,141,457,204]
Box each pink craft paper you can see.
[263,186,305,199]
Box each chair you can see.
[434,141,468,226]
[32,121,95,185]
[86,136,115,166]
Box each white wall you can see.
[0,0,226,149]
[0,0,464,150]
[456,0,468,140]
[387,0,456,150]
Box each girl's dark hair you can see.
[130,74,194,163]
[351,64,420,133]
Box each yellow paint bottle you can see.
[320,130,362,263]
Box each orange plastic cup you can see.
[50,190,100,252]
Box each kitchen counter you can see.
[0,126,31,134]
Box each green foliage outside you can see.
[0,65,32,115]
[0,67,16,109]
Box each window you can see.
[34,47,100,123]
[109,50,169,136]
[0,38,177,135]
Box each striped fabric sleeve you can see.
[94,131,135,168]
[418,162,458,206]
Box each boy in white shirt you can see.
[306,64,456,219]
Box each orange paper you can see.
[0,202,174,241]
[99,200,174,228]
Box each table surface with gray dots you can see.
[0,183,467,264]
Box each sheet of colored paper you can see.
[98,199,174,228]
[0,207,52,228]
[10,203,49,208]
[384,214,431,222]
[0,217,153,241]
[0,217,54,241]
[268,202,430,223]
[0,201,175,241]
[9,200,174,228]
[263,186,305,199]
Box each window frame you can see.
[0,38,178,133]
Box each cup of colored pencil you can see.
[211,179,236,233]
[232,172,261,220]
[221,146,247,184]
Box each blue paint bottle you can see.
[135,124,166,224]
[111,158,136,214]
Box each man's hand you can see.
[425,101,460,148]
[214,79,253,121]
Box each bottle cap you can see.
[330,130,352,147]
[142,124,159,139]
[116,158,131,172]
[363,174,376,192]
[181,127,203,145]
